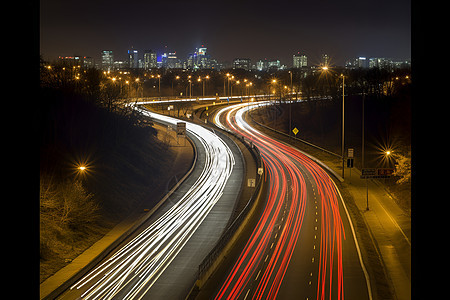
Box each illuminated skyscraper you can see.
[197,46,207,56]
[321,54,330,67]
[293,52,307,68]
[128,49,139,68]
[143,50,157,69]
[101,50,114,71]
[233,58,251,70]
[187,45,211,69]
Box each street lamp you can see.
[172,75,180,97]
[74,162,90,179]
[341,73,345,179]
[156,75,161,100]
[271,79,277,101]
[288,71,293,138]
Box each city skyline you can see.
[51,46,411,71]
[40,0,411,67]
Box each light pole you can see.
[156,75,161,100]
[187,75,192,98]
[341,73,345,179]
[172,75,180,97]
[288,71,293,138]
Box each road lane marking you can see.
[244,288,251,300]
[331,179,373,300]
[255,269,262,281]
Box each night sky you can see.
[40,0,411,66]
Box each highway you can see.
[61,109,236,300]
[212,102,371,300]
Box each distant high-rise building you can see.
[197,46,207,56]
[143,50,157,69]
[82,56,94,68]
[321,54,330,67]
[187,45,211,69]
[345,57,368,69]
[101,50,114,71]
[168,52,181,68]
[233,58,251,70]
[368,57,394,70]
[267,59,281,70]
[256,59,268,71]
[161,51,179,68]
[357,57,368,68]
[293,52,307,68]
[128,49,139,68]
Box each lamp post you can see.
[157,75,161,100]
[341,73,345,179]
[288,71,293,138]
[172,75,180,97]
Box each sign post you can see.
[177,122,186,146]
[248,178,256,187]
[347,148,354,178]
[361,168,395,210]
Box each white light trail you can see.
[70,107,235,300]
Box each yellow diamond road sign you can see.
[292,127,299,135]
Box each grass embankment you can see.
[39,89,174,283]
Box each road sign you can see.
[177,122,186,136]
[361,168,376,176]
[292,127,299,136]
[360,168,394,179]
[347,158,354,168]
[348,148,354,158]
[248,178,256,187]
[377,168,395,176]
[258,167,264,175]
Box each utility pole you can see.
[289,71,293,138]
[341,74,345,179]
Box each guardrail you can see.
[193,109,265,285]
[133,94,277,105]
[197,136,263,280]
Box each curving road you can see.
[61,109,236,300]
[212,102,371,300]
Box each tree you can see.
[393,153,411,185]
[40,177,100,230]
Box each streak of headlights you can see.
[70,107,235,300]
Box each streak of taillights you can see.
[214,102,345,300]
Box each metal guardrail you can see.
[196,122,264,281]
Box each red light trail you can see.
[213,103,351,300]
